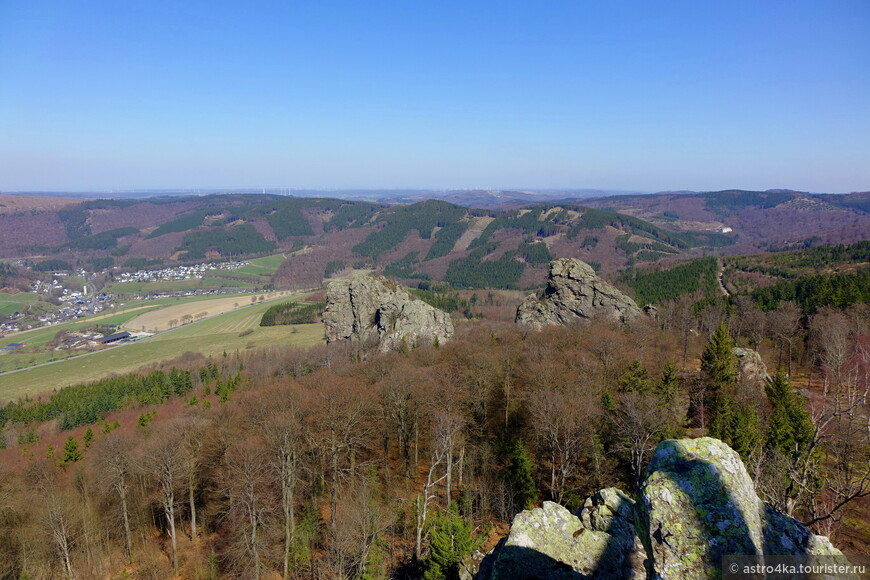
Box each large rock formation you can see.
[732,347,770,388]
[323,274,454,352]
[516,259,643,329]
[477,437,851,580]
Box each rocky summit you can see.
[515,258,643,329]
[323,274,454,353]
[474,437,851,580]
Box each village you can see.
[111,259,248,284]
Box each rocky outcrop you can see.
[323,274,454,352]
[732,347,770,388]
[516,259,643,329]
[477,437,850,580]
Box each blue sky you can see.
[1,1,867,192]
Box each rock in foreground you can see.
[478,437,851,580]
[323,274,454,352]
[516,258,643,329]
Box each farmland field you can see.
[124,291,290,332]
[0,295,323,400]
[0,292,53,316]
[0,292,281,372]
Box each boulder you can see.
[478,438,849,580]
[732,347,770,388]
[488,502,632,579]
[641,438,846,580]
[516,259,642,329]
[323,274,454,352]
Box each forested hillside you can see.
[1,281,868,578]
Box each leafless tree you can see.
[331,475,386,579]
[179,416,209,540]
[141,423,187,572]
[90,433,136,564]
[27,461,78,579]
[527,387,590,503]
[415,412,463,559]
[262,401,310,579]
[608,392,673,489]
[768,301,802,375]
[222,440,273,580]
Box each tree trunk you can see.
[189,481,197,540]
[119,484,133,564]
[166,496,178,572]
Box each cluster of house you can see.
[114,260,249,284]
[52,289,116,321]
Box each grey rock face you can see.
[478,438,847,580]
[732,347,770,388]
[323,274,454,352]
[516,259,642,329]
[489,502,632,580]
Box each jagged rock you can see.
[732,347,770,388]
[516,259,642,329]
[488,502,632,579]
[577,488,647,579]
[323,274,454,352]
[640,438,845,580]
[478,438,849,580]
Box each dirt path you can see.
[717,259,730,296]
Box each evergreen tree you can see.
[655,362,680,406]
[765,373,815,456]
[618,361,652,394]
[709,395,761,460]
[62,436,82,464]
[423,504,476,580]
[709,395,736,445]
[503,440,537,513]
[701,323,737,393]
[83,427,94,448]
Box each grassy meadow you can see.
[0,295,323,401]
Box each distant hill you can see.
[580,189,870,254]
[1,189,867,292]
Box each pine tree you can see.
[83,427,94,448]
[62,436,81,464]
[618,361,652,394]
[765,373,814,456]
[423,504,475,580]
[709,395,736,445]
[701,323,737,393]
[656,362,680,406]
[503,440,537,513]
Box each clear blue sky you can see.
[1,1,867,192]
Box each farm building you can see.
[94,331,131,345]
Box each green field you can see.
[0,296,323,401]
[0,292,55,317]
[249,253,287,269]
[0,292,263,372]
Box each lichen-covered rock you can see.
[488,501,640,580]
[576,488,647,579]
[323,274,454,352]
[480,438,848,580]
[732,347,770,388]
[515,259,642,329]
[640,438,845,580]
[641,438,765,579]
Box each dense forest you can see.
[1,283,868,579]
